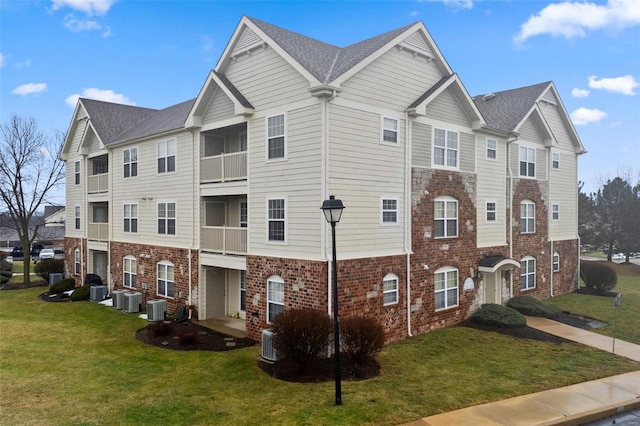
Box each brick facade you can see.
[63,237,86,287]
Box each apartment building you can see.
[60,16,584,343]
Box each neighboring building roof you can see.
[43,205,64,219]
[81,98,157,145]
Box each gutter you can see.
[506,136,518,297]
[405,111,413,337]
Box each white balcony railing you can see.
[201,226,247,255]
[88,223,109,241]
[88,173,109,194]
[201,152,247,183]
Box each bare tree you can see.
[0,115,65,286]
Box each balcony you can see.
[88,222,109,241]
[201,226,247,255]
[88,173,109,194]
[201,152,247,183]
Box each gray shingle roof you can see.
[81,98,157,145]
[214,71,253,108]
[408,74,454,109]
[472,81,551,133]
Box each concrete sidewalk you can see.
[406,317,640,426]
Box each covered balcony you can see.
[200,124,247,184]
[88,155,109,194]
[88,202,109,241]
[200,197,247,255]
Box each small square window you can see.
[382,198,398,224]
[486,202,496,222]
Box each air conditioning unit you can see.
[147,300,167,322]
[49,273,63,286]
[90,285,108,302]
[261,329,280,362]
[123,292,142,313]
[112,290,126,310]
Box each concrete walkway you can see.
[406,317,640,426]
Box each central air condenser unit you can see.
[123,292,142,313]
[112,290,126,310]
[261,329,280,362]
[147,300,167,322]
[90,285,108,302]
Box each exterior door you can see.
[205,268,226,318]
[92,251,108,284]
[484,272,499,304]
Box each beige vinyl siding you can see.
[248,104,323,258]
[64,118,89,238]
[202,88,236,125]
[476,136,507,247]
[412,122,431,168]
[536,148,547,181]
[459,132,475,173]
[339,45,444,110]
[511,143,546,181]
[518,118,545,145]
[85,128,102,153]
[549,150,578,240]
[224,43,310,111]
[426,88,471,128]
[539,96,575,152]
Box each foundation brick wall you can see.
[63,237,86,287]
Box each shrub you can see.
[271,308,332,374]
[580,261,617,293]
[0,275,8,285]
[70,285,90,301]
[49,278,76,294]
[34,259,64,282]
[0,270,12,279]
[84,274,103,286]
[506,296,561,318]
[340,316,385,371]
[471,303,526,328]
[0,259,11,271]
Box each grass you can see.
[8,260,46,284]
[1,287,638,425]
[545,261,640,345]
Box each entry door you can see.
[205,268,226,318]
[484,272,499,304]
[92,251,108,283]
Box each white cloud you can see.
[571,88,590,98]
[12,83,48,96]
[442,0,473,9]
[65,16,100,32]
[65,88,134,107]
[588,75,639,95]
[50,0,115,16]
[570,107,607,125]
[514,0,640,43]
[0,53,5,68]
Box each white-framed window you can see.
[552,203,559,221]
[267,114,285,160]
[267,198,285,242]
[381,116,398,144]
[434,267,458,311]
[74,205,81,230]
[123,256,137,289]
[240,132,247,152]
[553,252,560,272]
[158,202,176,235]
[486,201,497,222]
[123,147,138,178]
[433,128,458,168]
[487,139,497,159]
[519,146,536,177]
[552,152,559,170]
[157,261,175,298]
[240,201,248,228]
[240,270,246,312]
[383,273,398,305]
[520,256,536,290]
[157,139,176,174]
[267,275,284,323]
[381,198,398,224]
[520,200,535,233]
[123,203,138,233]
[74,248,80,274]
[74,161,80,185]
[434,196,458,238]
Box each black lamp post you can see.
[321,195,345,406]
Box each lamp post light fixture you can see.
[321,195,345,406]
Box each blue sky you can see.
[1,0,638,197]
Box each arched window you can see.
[123,256,137,289]
[267,275,284,323]
[383,273,398,306]
[520,256,536,290]
[157,261,175,298]
[434,196,458,238]
[434,267,458,310]
[520,200,535,233]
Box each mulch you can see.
[136,321,256,352]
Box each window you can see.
[434,267,458,310]
[240,270,246,312]
[93,159,108,175]
[267,276,284,323]
[520,257,536,290]
[123,147,138,178]
[74,206,81,230]
[123,256,137,289]
[433,128,458,168]
[552,152,559,170]
[267,114,285,160]
[520,201,535,233]
[553,252,560,272]
[267,198,285,242]
[486,202,497,222]
[434,197,458,238]
[240,201,248,228]
[381,198,398,224]
[124,203,138,233]
[519,146,535,177]
[382,117,398,144]
[74,248,80,274]
[383,273,398,305]
[74,161,80,185]
[157,139,176,173]
[158,202,176,235]
[157,261,175,298]
[552,204,559,221]
[487,139,497,159]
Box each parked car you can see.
[30,243,44,259]
[10,247,24,260]
[38,249,55,260]
[612,253,625,260]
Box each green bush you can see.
[49,278,76,294]
[271,308,332,374]
[34,259,64,282]
[506,296,561,318]
[471,303,526,328]
[70,285,90,301]
[580,261,617,293]
[340,316,385,374]
[0,275,8,285]
[0,270,12,279]
[0,259,12,271]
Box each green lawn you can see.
[1,287,638,425]
[8,260,46,284]
[545,261,640,344]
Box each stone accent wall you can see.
[63,237,86,287]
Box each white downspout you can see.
[323,91,338,317]
[550,240,554,297]
[577,235,581,289]
[506,137,516,297]
[189,130,197,317]
[405,111,412,337]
